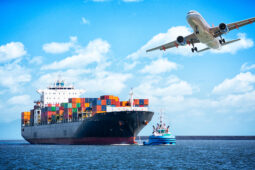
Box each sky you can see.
[0,0,255,139]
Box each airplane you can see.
[146,10,255,53]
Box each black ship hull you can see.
[22,111,154,145]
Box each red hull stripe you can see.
[27,137,136,145]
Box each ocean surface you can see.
[0,140,255,169]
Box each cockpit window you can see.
[187,10,197,15]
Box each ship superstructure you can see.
[37,80,85,106]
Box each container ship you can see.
[21,80,154,145]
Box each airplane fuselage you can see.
[186,12,221,49]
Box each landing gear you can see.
[191,47,197,52]
[219,35,225,44]
[191,40,198,53]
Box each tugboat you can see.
[143,112,176,145]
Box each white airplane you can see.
[146,10,255,53]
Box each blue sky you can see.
[0,0,255,139]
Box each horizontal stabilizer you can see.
[197,47,210,53]
[198,38,241,53]
[222,38,241,46]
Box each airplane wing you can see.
[146,33,199,52]
[211,17,255,37]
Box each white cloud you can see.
[218,90,255,112]
[241,63,255,72]
[211,33,253,54]
[42,36,77,54]
[36,68,131,95]
[81,17,89,24]
[0,42,26,63]
[141,58,178,74]
[134,75,194,105]
[41,38,110,70]
[0,62,31,93]
[78,71,132,94]
[212,72,255,95]
[29,56,43,65]
[8,95,31,105]
[35,69,91,89]
[0,95,32,122]
[124,61,138,71]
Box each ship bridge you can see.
[37,80,85,106]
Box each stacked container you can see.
[21,111,31,125]
[22,95,149,125]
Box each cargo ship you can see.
[21,80,154,145]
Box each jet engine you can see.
[219,23,229,34]
[176,36,186,46]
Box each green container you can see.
[51,107,56,111]
[76,103,81,108]
[68,103,72,108]
[72,108,77,113]
[61,103,65,107]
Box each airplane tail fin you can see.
[197,38,241,53]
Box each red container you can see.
[47,104,52,107]
[72,103,77,108]
[56,104,60,107]
[81,98,85,103]
[115,101,120,107]
[139,105,144,107]
[101,100,106,105]
[111,100,115,105]
[134,99,139,105]
[144,99,149,105]
[68,108,72,113]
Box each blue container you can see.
[46,107,51,111]
[56,107,60,111]
[86,98,98,103]
[92,99,101,106]
[101,105,107,111]
[139,99,144,105]
[106,99,111,105]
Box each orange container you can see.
[60,110,64,115]
[85,103,90,107]
[76,98,81,103]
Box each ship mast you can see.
[129,88,134,109]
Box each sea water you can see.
[0,140,254,169]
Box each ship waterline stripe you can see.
[27,137,136,145]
